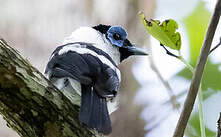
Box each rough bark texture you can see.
[0,38,104,137]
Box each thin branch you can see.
[217,112,221,137]
[173,1,221,137]
[149,43,180,110]
[210,37,221,54]
[160,44,179,58]
[150,62,180,110]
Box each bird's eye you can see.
[113,33,121,40]
[107,26,127,47]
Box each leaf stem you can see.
[178,51,194,73]
[198,84,206,137]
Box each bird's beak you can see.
[123,39,148,55]
[125,46,148,55]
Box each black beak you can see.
[125,46,148,55]
[123,39,148,55]
[119,39,148,62]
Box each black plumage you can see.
[45,42,120,134]
[93,24,111,34]
[80,85,111,134]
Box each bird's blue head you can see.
[106,26,127,47]
[93,24,148,62]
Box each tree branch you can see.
[210,37,221,54]
[0,38,104,137]
[173,0,221,137]
[148,44,180,111]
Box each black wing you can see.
[45,43,120,97]
[94,65,119,97]
[45,42,120,134]
[45,50,93,85]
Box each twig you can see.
[217,112,221,137]
[210,37,221,54]
[160,44,179,58]
[149,43,180,110]
[173,1,221,137]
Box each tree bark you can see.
[0,38,104,137]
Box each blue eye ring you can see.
[107,26,127,47]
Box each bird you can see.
[44,24,147,135]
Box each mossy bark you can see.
[0,39,104,137]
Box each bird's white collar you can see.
[63,27,120,65]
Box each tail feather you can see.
[79,86,112,135]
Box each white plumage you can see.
[63,27,121,65]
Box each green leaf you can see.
[177,60,221,100]
[183,1,211,66]
[201,61,221,91]
[141,13,181,50]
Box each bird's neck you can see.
[97,34,121,65]
[63,27,121,65]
